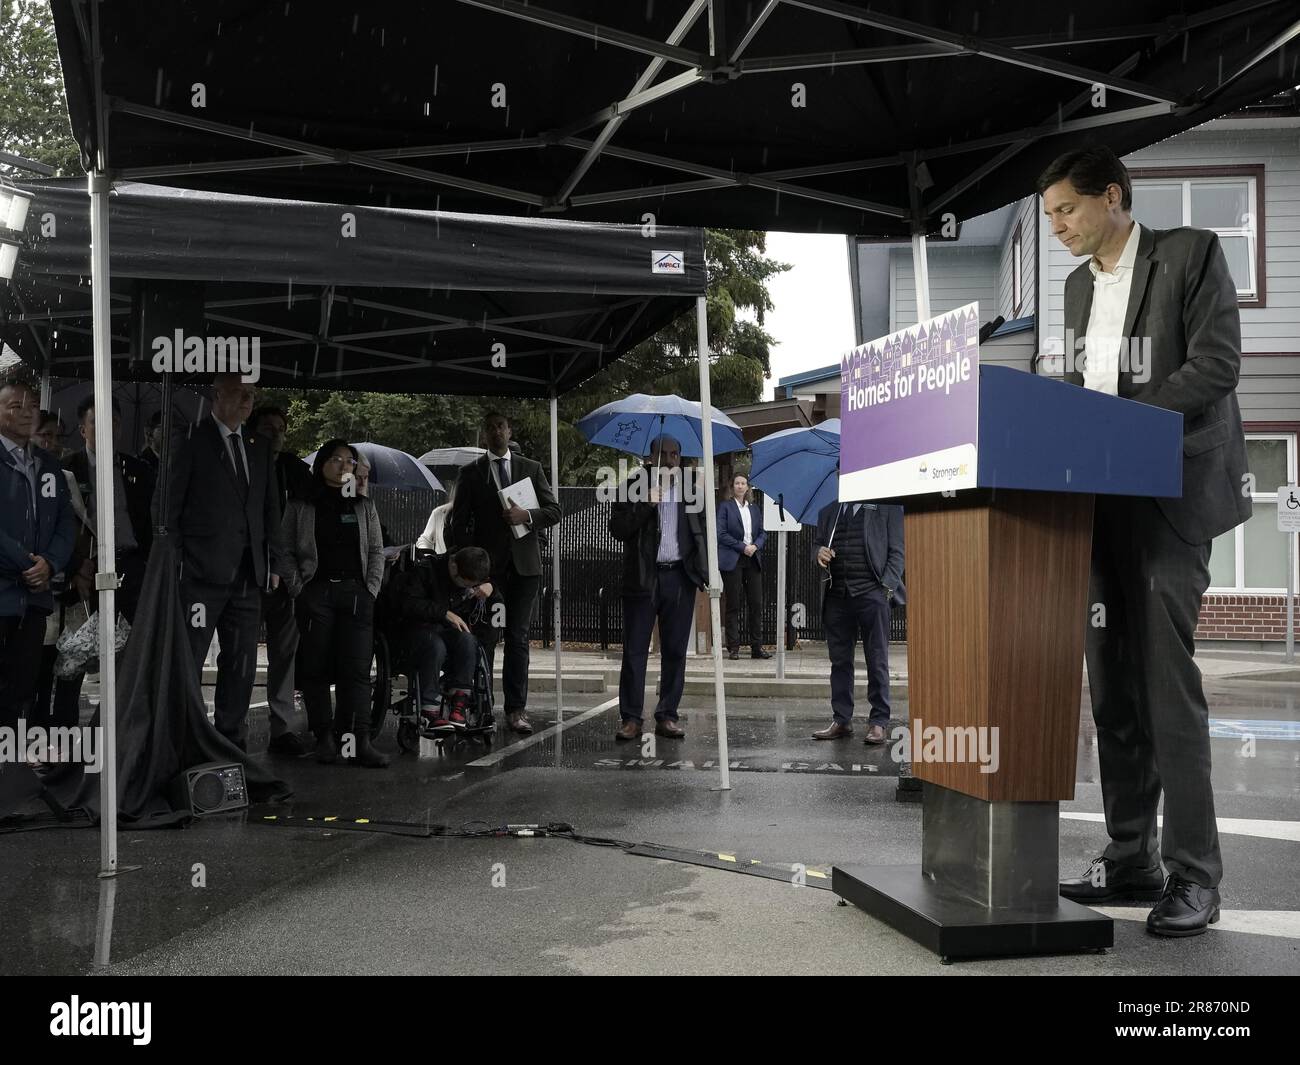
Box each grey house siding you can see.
[1040,126,1299,423]
[891,245,999,332]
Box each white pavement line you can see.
[466,696,620,768]
[1093,907,1300,940]
[1062,811,1300,843]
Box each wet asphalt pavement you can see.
[1,674,1297,975]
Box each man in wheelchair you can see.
[381,546,502,729]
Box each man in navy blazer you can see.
[811,499,904,745]
[0,377,76,728]
[717,472,770,659]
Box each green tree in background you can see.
[0,1,80,175]
[272,229,788,481]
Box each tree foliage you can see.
[0,1,81,176]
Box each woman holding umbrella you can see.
[717,472,770,660]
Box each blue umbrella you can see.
[305,441,443,492]
[575,393,747,459]
[748,419,840,526]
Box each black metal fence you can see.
[369,485,906,647]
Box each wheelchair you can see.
[371,628,495,755]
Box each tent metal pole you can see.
[90,170,119,877]
[550,392,563,739]
[38,351,52,409]
[911,233,932,321]
[776,529,787,679]
[695,296,730,790]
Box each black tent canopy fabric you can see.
[0,181,706,395]
[50,0,1300,237]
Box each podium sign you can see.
[839,302,980,501]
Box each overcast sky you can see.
[760,232,859,401]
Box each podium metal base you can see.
[832,865,1113,961]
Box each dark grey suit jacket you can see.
[448,452,561,578]
[1063,224,1251,544]
[161,416,281,587]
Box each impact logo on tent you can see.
[651,250,684,275]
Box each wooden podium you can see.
[832,366,1184,960]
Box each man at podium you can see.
[1038,147,1252,937]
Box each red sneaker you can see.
[446,689,471,729]
[420,706,450,728]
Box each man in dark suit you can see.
[717,472,770,660]
[251,404,313,755]
[164,373,282,750]
[65,395,155,624]
[609,436,708,741]
[136,410,164,474]
[1039,146,1251,937]
[449,411,561,734]
[811,499,904,746]
[0,376,75,729]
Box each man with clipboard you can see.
[449,412,562,735]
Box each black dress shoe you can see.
[728,650,740,660]
[267,733,308,756]
[1147,875,1221,938]
[751,649,772,659]
[1059,857,1165,902]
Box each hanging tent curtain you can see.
[1,181,706,393]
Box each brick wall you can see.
[1196,594,1293,641]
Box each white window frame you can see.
[1131,174,1259,301]
[1208,431,1297,593]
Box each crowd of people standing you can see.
[2,371,902,771]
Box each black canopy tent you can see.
[49,0,1300,235]
[1,180,705,395]
[0,177,707,855]
[37,0,1300,866]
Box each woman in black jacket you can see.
[280,440,387,766]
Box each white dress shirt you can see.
[656,470,681,563]
[490,451,511,488]
[1082,221,1141,395]
[736,499,753,546]
[213,413,249,482]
